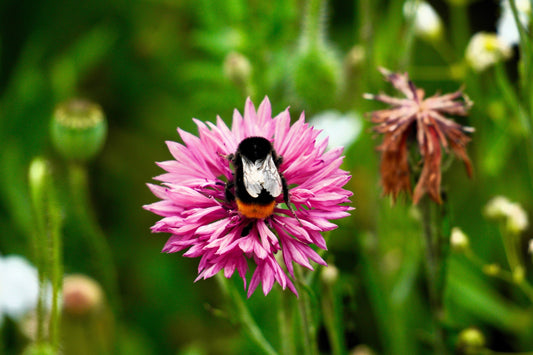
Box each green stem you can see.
[48,192,63,352]
[321,270,346,355]
[29,158,63,347]
[419,196,447,355]
[509,0,531,86]
[215,274,278,355]
[34,234,47,343]
[303,0,326,48]
[494,63,533,193]
[295,266,319,355]
[398,0,419,70]
[500,225,521,274]
[509,0,533,134]
[68,163,120,312]
[494,63,531,135]
[430,39,458,66]
[466,248,533,303]
[449,2,469,56]
[279,290,296,355]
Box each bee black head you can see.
[237,136,273,161]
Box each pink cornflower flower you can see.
[144,97,352,296]
[364,68,474,204]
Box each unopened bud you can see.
[513,265,525,284]
[291,44,341,111]
[456,327,486,354]
[450,227,469,252]
[349,344,375,355]
[28,157,50,205]
[482,263,501,276]
[63,274,104,316]
[320,264,339,285]
[344,45,365,69]
[50,99,107,162]
[484,196,529,234]
[223,52,252,87]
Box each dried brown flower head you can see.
[364,68,474,204]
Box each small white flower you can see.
[497,0,531,46]
[465,32,512,72]
[0,255,50,326]
[484,196,529,233]
[403,1,444,41]
[450,227,469,251]
[310,110,362,149]
[506,203,529,233]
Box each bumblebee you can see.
[225,136,289,219]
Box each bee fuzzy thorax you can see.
[226,136,287,219]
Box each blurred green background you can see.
[1,0,533,354]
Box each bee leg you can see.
[225,179,235,202]
[241,222,253,236]
[275,155,283,167]
[281,175,302,225]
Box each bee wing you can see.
[242,154,283,198]
[260,154,283,198]
[242,156,264,198]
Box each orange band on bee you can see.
[236,199,276,219]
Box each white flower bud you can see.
[484,196,529,233]
[450,227,469,252]
[403,1,444,41]
[465,32,512,72]
[320,265,339,285]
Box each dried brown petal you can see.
[365,69,474,204]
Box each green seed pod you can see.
[290,44,341,111]
[50,99,107,162]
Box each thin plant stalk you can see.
[29,158,63,350]
[449,1,470,56]
[68,162,120,312]
[321,270,346,355]
[419,195,446,355]
[509,0,532,100]
[303,0,326,48]
[215,274,278,355]
[398,0,419,70]
[295,266,319,355]
[465,250,533,304]
[494,63,533,193]
[47,191,62,351]
[278,290,296,355]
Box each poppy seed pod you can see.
[291,44,341,111]
[50,99,107,162]
[63,274,104,316]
